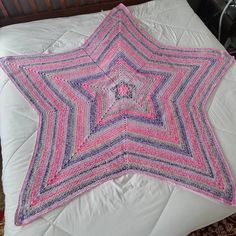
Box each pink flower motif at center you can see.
[112,81,135,100]
[118,83,129,96]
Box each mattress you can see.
[0,0,236,235]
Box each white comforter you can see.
[0,0,236,235]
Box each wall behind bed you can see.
[0,0,150,27]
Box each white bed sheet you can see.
[0,0,236,235]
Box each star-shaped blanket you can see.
[1,3,236,226]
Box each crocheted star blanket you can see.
[1,4,236,226]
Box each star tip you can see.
[14,217,22,226]
[117,3,127,9]
[14,209,24,226]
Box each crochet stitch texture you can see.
[1,4,236,226]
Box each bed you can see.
[0,0,236,235]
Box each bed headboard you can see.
[0,0,149,27]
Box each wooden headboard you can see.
[0,0,149,27]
